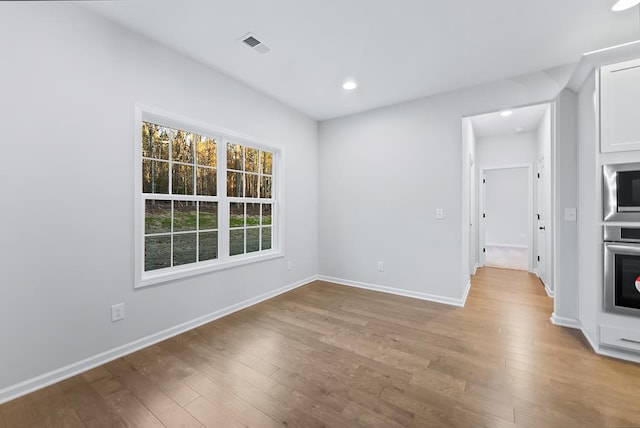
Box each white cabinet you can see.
[600,58,640,153]
[601,324,640,352]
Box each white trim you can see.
[583,39,640,57]
[0,275,318,405]
[596,346,640,365]
[549,317,640,365]
[472,262,480,275]
[318,275,467,307]
[567,40,640,93]
[480,165,535,272]
[138,251,284,288]
[532,268,553,297]
[134,105,285,289]
[461,279,472,307]
[484,243,528,249]
[544,284,555,298]
[139,106,285,153]
[581,328,600,354]
[550,313,581,329]
[480,163,534,171]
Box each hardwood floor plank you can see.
[102,389,165,428]
[184,373,280,428]
[58,376,127,428]
[1,385,85,428]
[123,345,201,407]
[183,397,243,428]
[166,336,293,402]
[4,267,640,427]
[270,368,347,413]
[409,368,466,397]
[286,389,368,428]
[105,358,202,428]
[335,380,416,427]
[341,400,407,428]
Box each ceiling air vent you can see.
[239,33,271,54]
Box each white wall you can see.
[577,70,599,340]
[536,106,552,161]
[553,89,579,322]
[0,3,318,395]
[318,64,574,303]
[462,118,478,275]
[477,132,537,169]
[484,168,530,247]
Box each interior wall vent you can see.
[239,33,271,54]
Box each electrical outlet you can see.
[287,260,293,271]
[111,303,125,322]
[377,261,384,272]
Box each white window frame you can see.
[134,106,284,288]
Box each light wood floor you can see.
[3,268,640,427]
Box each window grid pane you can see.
[142,120,275,273]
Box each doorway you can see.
[463,103,553,289]
[480,166,532,271]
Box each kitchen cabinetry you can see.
[601,57,640,153]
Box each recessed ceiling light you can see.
[612,0,640,11]
[500,110,513,117]
[343,81,357,90]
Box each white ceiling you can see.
[84,0,640,121]
[471,104,549,138]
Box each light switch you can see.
[435,208,444,219]
[565,208,577,222]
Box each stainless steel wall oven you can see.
[604,226,640,316]
[603,162,640,222]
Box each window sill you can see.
[135,250,284,289]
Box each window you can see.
[136,110,281,287]
[227,143,273,256]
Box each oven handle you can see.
[605,242,640,255]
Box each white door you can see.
[537,159,546,283]
[483,167,529,271]
[469,157,475,274]
[479,171,486,267]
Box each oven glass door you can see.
[618,170,640,212]
[606,242,640,315]
[615,254,640,309]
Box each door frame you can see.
[478,164,535,272]
[535,156,547,285]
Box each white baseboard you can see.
[597,345,640,365]
[318,275,467,308]
[532,270,554,298]
[472,263,480,276]
[484,243,528,249]
[550,316,640,365]
[550,313,581,329]
[544,284,555,298]
[461,279,471,307]
[0,275,318,405]
[581,328,599,353]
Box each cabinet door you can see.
[601,58,640,153]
